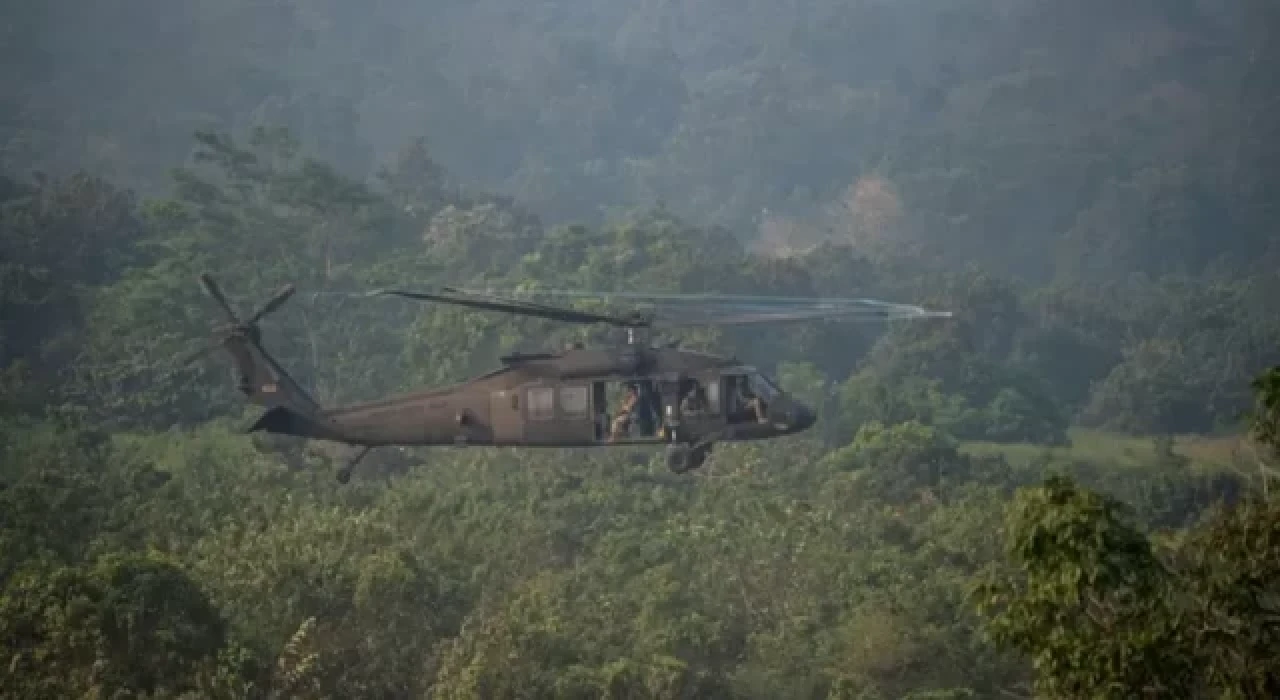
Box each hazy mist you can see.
[7,1,1276,282]
[3,2,1279,697]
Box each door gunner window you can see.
[528,387,554,420]
[679,378,713,416]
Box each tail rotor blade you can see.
[177,340,220,367]
[198,273,241,324]
[246,284,296,325]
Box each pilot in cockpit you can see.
[741,384,766,423]
[727,375,767,424]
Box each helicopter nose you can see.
[790,401,816,433]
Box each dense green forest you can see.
[3,0,1279,697]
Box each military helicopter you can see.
[194,273,950,482]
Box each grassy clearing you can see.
[961,428,1253,475]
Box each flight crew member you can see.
[609,384,639,441]
[680,380,708,414]
[728,376,766,424]
[742,385,767,423]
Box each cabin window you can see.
[527,387,555,421]
[559,385,588,417]
[748,372,781,401]
[724,374,758,424]
[705,379,720,413]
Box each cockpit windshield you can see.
[747,372,781,401]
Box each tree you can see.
[975,366,1280,697]
[67,128,422,427]
[0,553,246,699]
[0,172,146,379]
[974,475,1192,698]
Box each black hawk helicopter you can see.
[195,273,950,482]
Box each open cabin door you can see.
[678,373,722,434]
[592,377,667,444]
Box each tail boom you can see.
[220,328,319,415]
[247,404,344,441]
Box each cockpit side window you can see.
[748,372,780,401]
[724,374,748,408]
[723,372,770,425]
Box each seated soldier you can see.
[635,383,659,436]
[743,386,766,423]
[681,381,708,414]
[609,383,639,441]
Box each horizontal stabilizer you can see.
[248,405,330,439]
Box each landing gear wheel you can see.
[665,444,692,473]
[665,442,711,474]
[335,446,370,485]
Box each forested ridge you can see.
[2,0,1279,697]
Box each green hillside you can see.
[3,1,1279,696]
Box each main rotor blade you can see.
[198,273,241,324]
[449,287,952,326]
[458,288,913,307]
[655,307,933,326]
[369,287,651,327]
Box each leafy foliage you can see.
[0,553,236,699]
[4,4,1280,692]
[974,371,1280,697]
[974,476,1192,697]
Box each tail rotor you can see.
[198,273,296,332]
[190,273,353,481]
[184,274,296,364]
[198,273,241,326]
[190,272,321,419]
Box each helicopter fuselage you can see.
[196,272,947,481]
[248,345,815,449]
